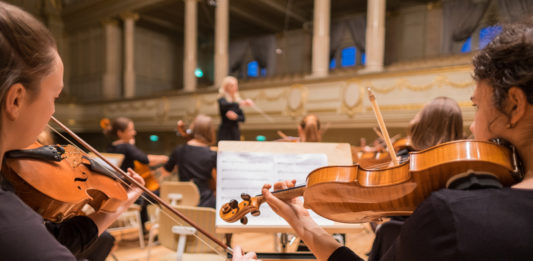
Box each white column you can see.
[364,0,386,72]
[311,0,330,78]
[121,12,139,98]
[183,0,198,92]
[214,0,229,87]
[102,18,121,100]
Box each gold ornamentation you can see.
[285,84,307,118]
[194,94,218,109]
[244,89,288,102]
[359,75,474,94]
[155,97,169,121]
[340,81,365,117]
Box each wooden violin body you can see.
[133,160,160,191]
[3,142,128,222]
[220,140,522,224]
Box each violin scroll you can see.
[219,193,262,224]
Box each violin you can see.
[393,137,411,152]
[2,142,128,222]
[133,160,160,192]
[22,117,231,254]
[220,139,523,224]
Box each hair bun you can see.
[100,118,111,131]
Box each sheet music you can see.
[216,151,334,226]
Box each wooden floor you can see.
[106,227,375,261]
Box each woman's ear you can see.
[116,129,124,139]
[3,83,26,121]
[507,87,527,127]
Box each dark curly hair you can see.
[472,20,533,114]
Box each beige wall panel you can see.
[56,65,476,134]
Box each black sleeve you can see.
[45,216,98,256]
[163,147,180,172]
[125,144,149,164]
[380,192,458,261]
[212,150,217,168]
[219,98,245,122]
[328,192,458,261]
[328,246,364,261]
[0,191,78,260]
[235,106,245,122]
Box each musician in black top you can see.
[163,115,217,208]
[0,3,144,259]
[104,117,168,172]
[104,117,168,233]
[217,76,254,141]
[232,20,533,261]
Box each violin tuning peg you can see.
[229,199,239,210]
[251,210,261,216]
[240,216,248,225]
[241,193,251,201]
[221,204,232,214]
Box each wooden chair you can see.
[161,181,200,207]
[156,205,225,261]
[108,204,145,248]
[146,182,201,260]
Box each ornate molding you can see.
[339,81,365,117]
[56,65,476,132]
[285,84,307,118]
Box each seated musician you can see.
[104,117,168,233]
[233,20,533,260]
[162,114,217,208]
[298,114,322,142]
[278,113,322,142]
[103,117,168,171]
[368,96,464,261]
[0,3,144,259]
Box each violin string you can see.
[359,156,408,170]
[46,123,226,255]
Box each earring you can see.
[506,123,515,129]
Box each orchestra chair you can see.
[161,181,200,207]
[156,205,225,261]
[108,204,145,248]
[146,182,201,260]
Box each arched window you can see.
[341,46,356,67]
[461,37,472,53]
[247,60,267,77]
[330,58,337,69]
[330,46,366,69]
[247,61,259,77]
[479,25,502,49]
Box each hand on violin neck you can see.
[262,180,310,227]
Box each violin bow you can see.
[250,103,275,123]
[367,89,399,166]
[49,116,232,255]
